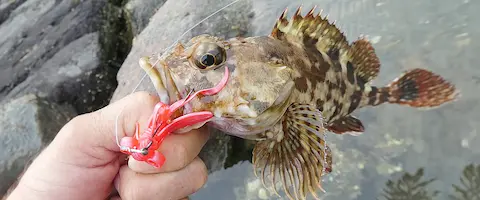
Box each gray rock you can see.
[0,0,114,114]
[199,127,231,174]
[125,0,167,36]
[0,94,76,196]
[0,0,124,197]
[0,0,27,24]
[4,32,116,114]
[111,0,254,172]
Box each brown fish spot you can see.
[327,81,338,94]
[294,76,309,93]
[348,90,362,113]
[302,35,329,88]
[331,100,342,120]
[326,92,332,101]
[380,90,389,102]
[368,87,378,97]
[358,79,365,91]
[368,87,379,105]
[327,48,340,61]
[339,81,347,95]
[346,61,356,84]
[327,48,342,72]
[398,79,419,101]
[316,99,324,111]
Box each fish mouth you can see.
[139,57,182,105]
[159,63,184,104]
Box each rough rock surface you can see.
[124,0,167,36]
[0,0,116,114]
[110,0,255,173]
[0,0,124,197]
[4,32,116,113]
[0,94,76,196]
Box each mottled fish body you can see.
[138,6,459,200]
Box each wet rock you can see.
[111,0,254,172]
[0,94,76,196]
[0,0,116,114]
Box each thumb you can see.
[51,91,161,166]
[87,91,161,152]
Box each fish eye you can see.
[199,53,216,68]
[191,42,226,70]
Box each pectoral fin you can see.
[252,103,332,200]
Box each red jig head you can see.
[119,66,230,168]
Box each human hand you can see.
[6,92,209,200]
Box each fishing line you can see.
[114,0,243,149]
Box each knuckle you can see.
[132,91,152,99]
[62,113,93,135]
[190,158,208,192]
[173,143,190,169]
[131,91,159,108]
[126,186,146,200]
[118,168,147,200]
[68,114,88,126]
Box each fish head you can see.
[148,34,295,138]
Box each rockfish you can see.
[137,6,459,200]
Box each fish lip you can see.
[157,62,182,105]
[139,57,172,104]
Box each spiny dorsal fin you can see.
[346,37,381,83]
[271,6,349,55]
[326,115,365,136]
[271,6,382,83]
[252,103,332,200]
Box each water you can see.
[191,0,480,199]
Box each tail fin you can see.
[368,69,459,108]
